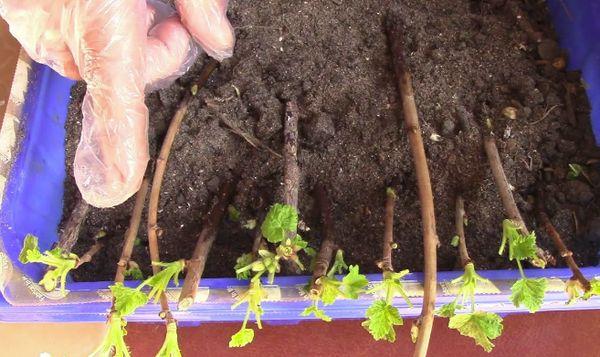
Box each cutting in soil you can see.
[14,0,600,355]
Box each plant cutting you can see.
[303,184,368,321]
[436,196,504,352]
[362,188,413,343]
[387,17,438,356]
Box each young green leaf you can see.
[448,312,503,353]
[583,278,600,300]
[451,235,460,247]
[301,302,332,322]
[362,300,403,342]
[366,270,413,307]
[565,279,584,304]
[229,328,254,348]
[92,315,130,357]
[319,277,343,305]
[18,234,78,294]
[327,250,349,277]
[510,277,547,313]
[508,232,537,262]
[230,277,267,348]
[450,263,491,306]
[110,283,148,317]
[340,265,369,299]
[156,322,182,357]
[124,265,144,281]
[567,163,583,180]
[141,260,185,302]
[260,204,298,243]
[228,205,241,222]
[436,301,460,318]
[234,253,255,280]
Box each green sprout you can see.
[18,234,78,295]
[436,263,504,352]
[499,220,548,313]
[156,322,182,357]
[228,205,241,222]
[141,260,186,302]
[362,270,412,342]
[92,315,131,357]
[123,261,144,280]
[565,278,600,304]
[230,203,311,347]
[302,250,368,322]
[229,275,268,348]
[567,163,583,180]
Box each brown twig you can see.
[114,179,149,285]
[379,188,396,272]
[220,117,282,158]
[283,101,300,208]
[178,180,235,310]
[455,196,471,268]
[536,191,590,291]
[147,59,218,324]
[387,17,438,357]
[75,239,104,269]
[57,198,90,253]
[309,184,336,297]
[483,136,549,267]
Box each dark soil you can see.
[65,0,600,282]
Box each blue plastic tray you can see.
[0,0,599,322]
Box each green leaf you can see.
[110,283,148,317]
[509,232,538,261]
[234,253,255,280]
[437,302,464,318]
[367,270,412,307]
[229,328,254,348]
[451,235,460,247]
[583,278,600,300]
[450,263,491,307]
[567,163,583,180]
[261,204,298,243]
[328,250,349,277]
[319,277,342,305]
[301,303,332,322]
[231,279,267,331]
[228,205,241,222]
[340,265,368,299]
[510,277,547,313]
[448,312,503,352]
[141,260,185,302]
[156,322,182,357]
[362,300,403,342]
[19,234,40,263]
[124,267,144,281]
[92,315,130,357]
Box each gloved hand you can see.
[0,0,235,208]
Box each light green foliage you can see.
[92,315,130,357]
[228,205,241,222]
[301,302,332,322]
[567,163,583,180]
[261,204,298,243]
[18,234,78,294]
[123,264,144,280]
[110,283,148,317]
[448,312,503,353]
[303,250,367,321]
[140,260,185,302]
[234,253,255,280]
[361,300,403,342]
[363,270,412,342]
[229,329,254,348]
[230,277,268,348]
[436,263,503,352]
[451,235,460,247]
[156,323,182,357]
[498,220,548,312]
[583,278,600,300]
[510,277,547,313]
[450,263,491,307]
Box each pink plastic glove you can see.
[0,0,235,208]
